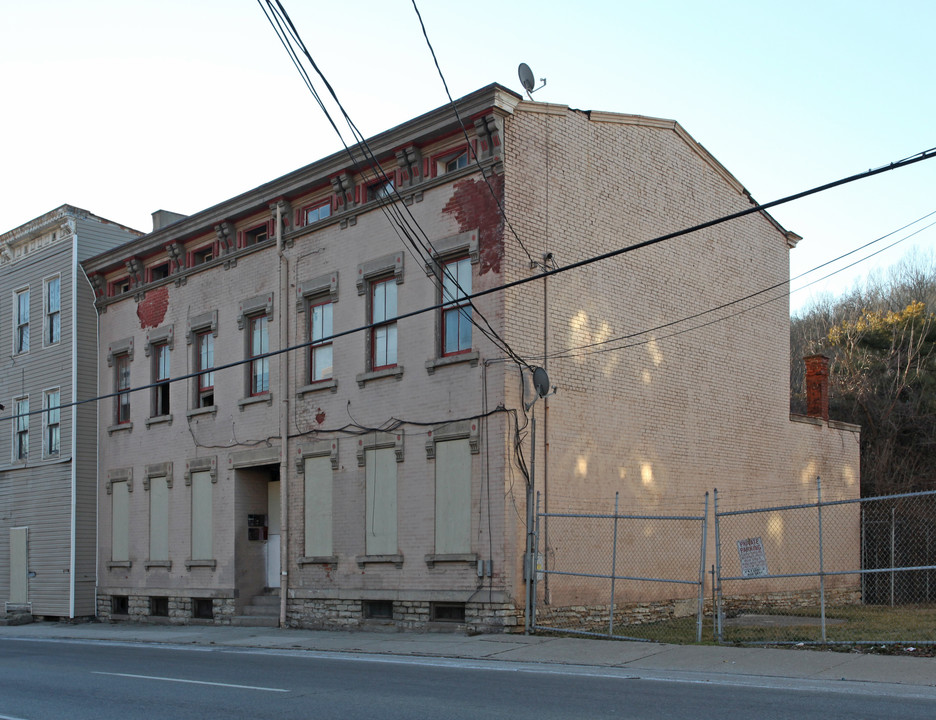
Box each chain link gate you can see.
[530,492,708,642]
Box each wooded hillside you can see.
[791,252,936,496]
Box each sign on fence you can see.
[737,536,768,577]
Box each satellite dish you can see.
[518,63,535,93]
[532,367,551,398]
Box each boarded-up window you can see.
[435,439,471,554]
[304,456,333,557]
[191,470,213,560]
[149,476,169,562]
[365,447,397,555]
[112,481,130,562]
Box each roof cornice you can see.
[82,84,521,273]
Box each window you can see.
[431,602,466,623]
[441,257,472,355]
[151,342,170,416]
[44,389,60,456]
[309,300,333,382]
[14,288,29,353]
[150,597,169,617]
[304,455,333,557]
[115,354,131,424]
[443,150,469,174]
[435,439,471,554]
[195,331,215,408]
[371,278,397,369]
[190,245,214,266]
[304,201,331,226]
[13,397,28,461]
[109,277,131,297]
[149,475,169,562]
[249,314,269,395]
[44,276,61,345]
[364,600,393,619]
[111,481,130,562]
[147,263,170,282]
[191,470,213,561]
[243,224,269,247]
[365,447,397,555]
[368,177,394,202]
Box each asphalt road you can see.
[1,638,934,720]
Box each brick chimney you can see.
[804,354,830,422]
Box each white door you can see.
[266,481,281,588]
[10,527,28,605]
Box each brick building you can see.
[82,84,859,630]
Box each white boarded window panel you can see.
[191,471,213,560]
[149,476,169,562]
[112,481,130,562]
[304,456,333,557]
[365,447,397,555]
[435,439,471,554]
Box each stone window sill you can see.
[107,422,133,436]
[187,405,218,419]
[145,560,172,570]
[425,350,479,375]
[356,366,404,388]
[238,394,273,410]
[355,554,404,569]
[145,414,173,428]
[298,555,339,566]
[425,553,478,569]
[297,378,338,397]
[185,559,217,570]
[106,561,132,570]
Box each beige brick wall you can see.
[499,103,860,606]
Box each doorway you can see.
[9,527,28,605]
[266,480,281,588]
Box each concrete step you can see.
[242,604,278,617]
[250,595,280,607]
[229,615,279,628]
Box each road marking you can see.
[91,671,289,692]
[0,714,32,720]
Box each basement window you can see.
[363,600,393,619]
[192,597,214,619]
[430,602,465,623]
[111,595,129,615]
[150,597,169,617]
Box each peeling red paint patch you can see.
[442,175,505,275]
[315,409,326,425]
[137,285,169,329]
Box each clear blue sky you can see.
[2,1,933,314]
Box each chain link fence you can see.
[531,492,708,642]
[715,482,936,646]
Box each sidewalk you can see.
[2,620,935,694]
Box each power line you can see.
[410,0,535,267]
[545,217,936,362]
[2,147,933,426]
[542,209,936,361]
[259,0,530,369]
